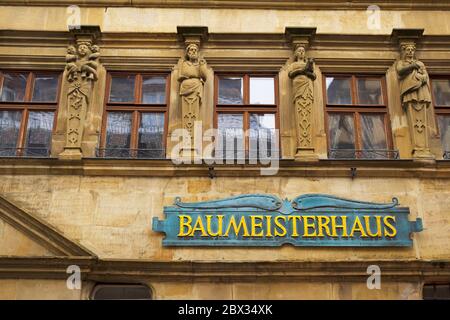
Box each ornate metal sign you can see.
[152,194,423,247]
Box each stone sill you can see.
[1,158,450,178]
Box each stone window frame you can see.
[0,70,62,157]
[213,73,280,157]
[99,71,171,159]
[322,73,395,160]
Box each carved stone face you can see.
[295,46,306,60]
[77,44,89,57]
[187,45,199,61]
[403,45,415,59]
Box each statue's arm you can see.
[397,61,418,77]
[199,60,208,81]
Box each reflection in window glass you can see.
[326,77,352,105]
[24,111,54,156]
[249,113,275,157]
[109,75,135,103]
[357,79,383,105]
[218,77,243,104]
[328,113,355,158]
[360,114,387,158]
[0,72,27,102]
[433,80,450,106]
[142,76,166,104]
[105,112,132,157]
[217,114,244,158]
[0,111,21,156]
[250,77,275,104]
[138,113,165,158]
[32,75,59,102]
[438,115,450,152]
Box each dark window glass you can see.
[24,111,54,156]
[137,113,165,158]
[217,113,244,158]
[0,72,27,102]
[433,80,450,106]
[0,111,22,156]
[357,79,383,105]
[360,114,387,150]
[328,113,355,158]
[423,284,450,300]
[109,75,135,103]
[105,112,132,157]
[142,76,166,104]
[249,77,275,104]
[32,74,59,102]
[438,115,450,151]
[92,284,152,300]
[326,77,352,105]
[249,113,276,157]
[218,77,243,104]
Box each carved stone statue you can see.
[178,43,208,152]
[287,44,317,159]
[59,39,100,159]
[396,42,433,158]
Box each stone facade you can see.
[0,1,449,299]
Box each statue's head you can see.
[67,45,76,54]
[185,43,199,61]
[401,43,416,60]
[77,42,90,57]
[294,45,306,61]
[91,45,100,53]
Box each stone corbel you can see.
[285,27,319,161]
[391,29,435,160]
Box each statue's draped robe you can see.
[288,61,314,149]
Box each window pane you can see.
[109,75,135,103]
[250,77,275,104]
[142,76,166,104]
[32,74,59,102]
[105,112,132,157]
[438,115,450,151]
[0,111,21,156]
[326,77,352,105]
[24,111,54,156]
[92,285,152,300]
[360,114,388,158]
[328,113,355,158]
[138,113,165,158]
[218,77,243,104]
[433,80,450,106]
[357,79,383,105]
[217,113,244,158]
[0,72,27,102]
[249,113,276,157]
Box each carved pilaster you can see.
[285,27,318,161]
[392,29,435,160]
[58,26,101,160]
[176,26,209,160]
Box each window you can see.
[0,71,60,157]
[324,75,395,159]
[431,78,450,159]
[423,283,450,300]
[91,284,152,300]
[99,73,169,158]
[215,75,278,159]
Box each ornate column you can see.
[176,26,208,160]
[285,28,318,161]
[392,29,435,159]
[59,26,101,160]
